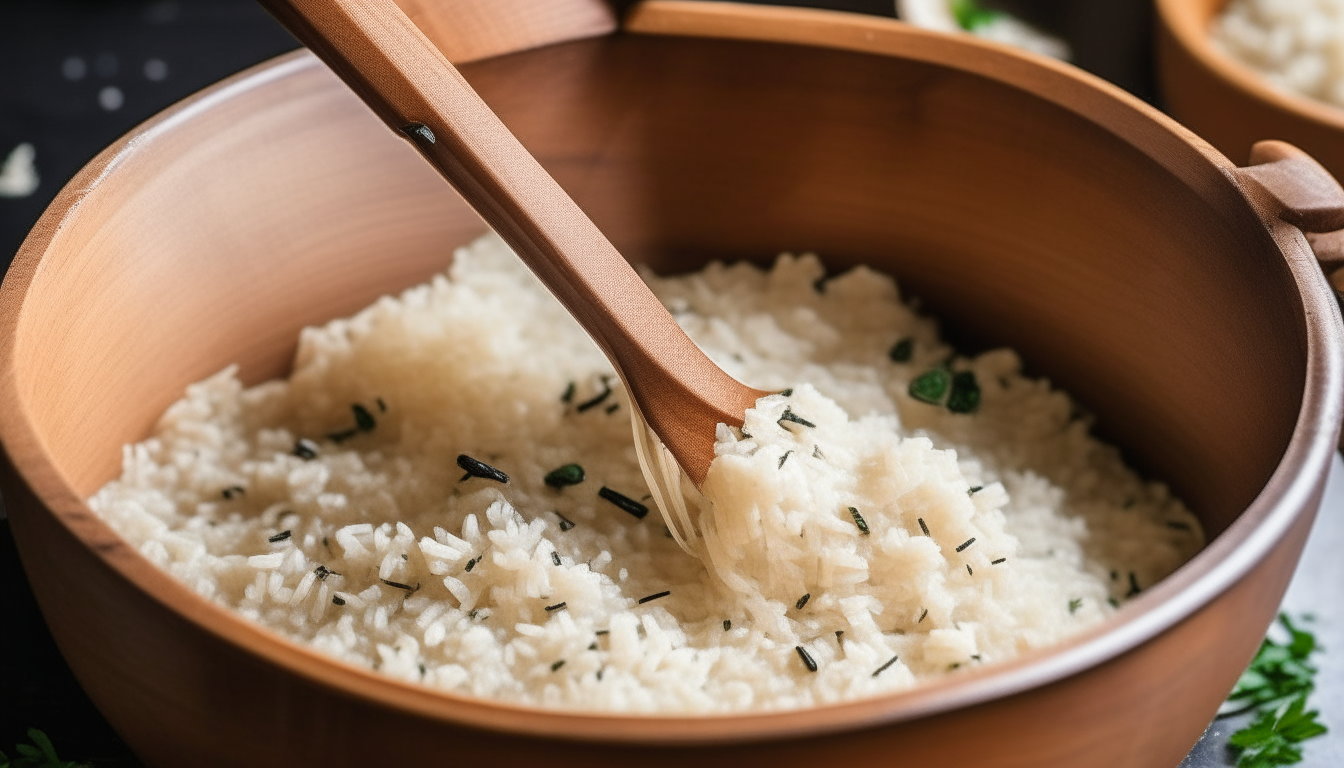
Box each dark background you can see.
[0,1,1248,766]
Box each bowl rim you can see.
[2,0,1342,746]
[1154,0,1344,134]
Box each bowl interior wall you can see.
[12,35,1304,541]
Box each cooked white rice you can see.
[1212,0,1344,109]
[88,233,1202,712]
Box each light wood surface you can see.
[1156,0,1344,180]
[257,0,763,487]
[1,2,1342,766]
[392,0,617,64]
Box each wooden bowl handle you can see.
[1234,140,1344,236]
[1233,140,1344,286]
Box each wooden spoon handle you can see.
[256,0,753,431]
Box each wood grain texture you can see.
[0,2,1342,766]
[256,0,764,485]
[1156,0,1344,181]
[392,0,617,64]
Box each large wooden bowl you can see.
[2,2,1342,766]
[1157,0,1344,178]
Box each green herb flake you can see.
[544,463,586,488]
[561,381,576,403]
[637,590,671,605]
[268,530,292,544]
[352,403,377,432]
[599,486,648,519]
[554,512,576,532]
[1068,598,1083,615]
[576,379,613,412]
[1126,572,1142,598]
[551,659,566,672]
[292,438,320,460]
[545,602,567,612]
[909,368,951,404]
[968,485,984,495]
[947,371,981,414]
[889,337,914,363]
[796,645,818,672]
[778,450,793,469]
[848,506,871,535]
[551,551,561,566]
[795,593,811,610]
[955,537,976,553]
[779,388,794,397]
[950,0,1003,31]
[778,408,816,429]
[327,427,358,443]
[872,655,900,678]
[457,454,509,483]
[918,518,930,536]
[723,620,731,631]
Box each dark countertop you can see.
[0,1,1336,766]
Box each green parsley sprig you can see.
[949,0,1003,31]
[1227,614,1318,713]
[1222,614,1329,768]
[1230,697,1329,768]
[0,728,87,768]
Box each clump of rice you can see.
[89,232,1202,712]
[1212,0,1344,109]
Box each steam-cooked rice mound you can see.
[89,233,1203,712]
[1212,0,1344,109]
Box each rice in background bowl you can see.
[1211,0,1344,110]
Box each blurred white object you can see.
[896,0,1072,61]
[897,0,959,31]
[0,143,39,198]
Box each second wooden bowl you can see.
[2,1,1343,766]
[1157,0,1344,175]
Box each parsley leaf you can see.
[1,728,88,768]
[949,0,1003,31]
[1229,696,1328,768]
[1227,614,1318,714]
[1223,614,1329,768]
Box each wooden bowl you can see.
[1156,0,1344,175]
[3,2,1342,766]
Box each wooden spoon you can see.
[256,0,767,547]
